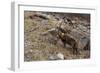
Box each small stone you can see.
[56,53,64,60]
[48,55,56,60]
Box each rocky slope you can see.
[24,11,90,61]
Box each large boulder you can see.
[69,29,90,50]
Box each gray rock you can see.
[56,53,64,60]
[69,29,90,50]
[48,53,64,60]
[48,55,57,60]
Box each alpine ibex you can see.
[56,17,78,54]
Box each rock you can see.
[29,13,49,20]
[83,39,90,50]
[48,55,57,60]
[48,53,64,60]
[69,29,90,50]
[41,28,57,36]
[78,37,90,50]
[56,53,64,60]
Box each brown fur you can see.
[56,21,78,54]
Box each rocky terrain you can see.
[24,11,90,61]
